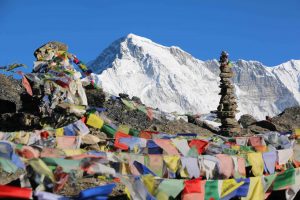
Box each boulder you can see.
[271,106,300,132]
[238,114,257,128]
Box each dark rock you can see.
[271,106,300,132]
[223,104,238,110]
[255,120,277,131]
[219,84,234,89]
[0,74,23,113]
[0,112,41,131]
[220,87,235,94]
[131,96,142,104]
[85,88,106,108]
[241,107,300,134]
[119,93,129,99]
[158,119,214,135]
[0,99,17,113]
[103,98,165,131]
[20,92,40,113]
[238,114,257,128]
[246,120,277,134]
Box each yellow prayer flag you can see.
[241,177,264,200]
[86,113,104,129]
[55,128,64,137]
[142,174,156,195]
[28,159,55,182]
[180,168,189,178]
[124,186,132,200]
[155,191,169,200]
[221,179,244,198]
[248,152,264,176]
[163,155,180,173]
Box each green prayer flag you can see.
[156,179,184,199]
[240,146,255,152]
[101,124,116,138]
[263,173,277,192]
[223,148,238,155]
[273,168,295,190]
[129,128,140,137]
[205,180,220,200]
[42,157,81,173]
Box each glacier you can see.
[88,33,300,120]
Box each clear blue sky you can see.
[1,0,299,72]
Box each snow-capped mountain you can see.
[89,34,300,120]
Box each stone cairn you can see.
[217,51,241,136]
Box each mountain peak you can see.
[88,35,300,119]
[126,33,145,40]
[123,33,153,44]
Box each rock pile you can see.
[0,74,23,113]
[217,51,241,136]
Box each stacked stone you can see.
[217,51,241,136]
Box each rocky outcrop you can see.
[0,73,213,134]
[272,106,300,132]
[238,114,257,128]
[0,74,23,113]
[85,88,106,108]
[238,107,300,134]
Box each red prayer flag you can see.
[0,185,32,199]
[183,178,203,194]
[114,131,132,150]
[22,76,33,96]
[189,139,209,154]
